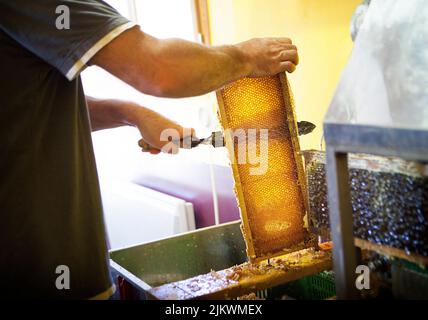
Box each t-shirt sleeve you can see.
[0,0,136,80]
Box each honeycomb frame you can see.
[216,73,310,261]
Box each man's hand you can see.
[134,108,195,155]
[87,97,194,154]
[236,37,299,77]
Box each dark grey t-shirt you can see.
[0,0,133,299]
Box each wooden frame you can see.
[216,73,312,262]
[191,0,212,45]
[355,238,428,266]
[279,73,310,216]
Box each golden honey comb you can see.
[216,74,308,260]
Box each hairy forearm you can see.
[91,27,298,99]
[145,38,251,97]
[91,27,250,98]
[86,96,140,131]
[86,96,193,153]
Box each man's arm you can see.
[90,26,298,98]
[87,96,137,131]
[87,96,193,154]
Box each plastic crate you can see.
[273,271,336,300]
[302,271,336,299]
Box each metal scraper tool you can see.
[138,121,315,151]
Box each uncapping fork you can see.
[138,121,315,151]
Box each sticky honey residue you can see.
[148,247,332,300]
[225,247,331,282]
[237,293,263,300]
